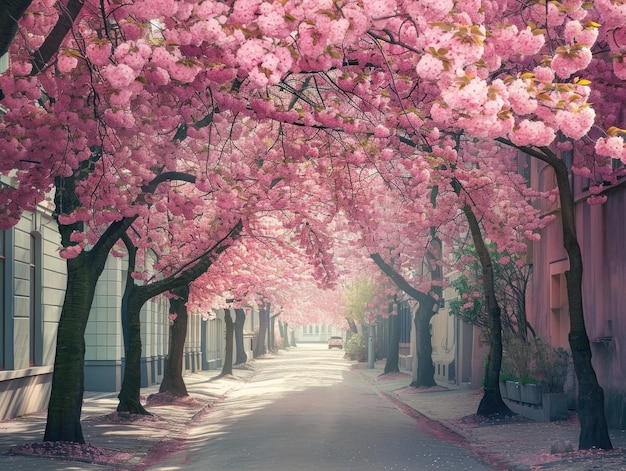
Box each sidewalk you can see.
[359,360,626,471]
[1,357,625,470]
[0,364,257,470]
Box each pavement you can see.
[0,352,624,470]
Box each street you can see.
[152,345,496,471]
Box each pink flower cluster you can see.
[507,78,537,115]
[101,63,136,89]
[596,136,626,164]
[551,46,592,78]
[555,107,595,140]
[563,20,599,47]
[236,40,293,87]
[509,120,556,147]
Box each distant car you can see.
[328,336,344,349]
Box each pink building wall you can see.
[529,160,626,428]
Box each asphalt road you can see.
[152,344,496,471]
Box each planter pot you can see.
[499,381,507,399]
[542,392,568,421]
[354,353,365,362]
[505,381,522,402]
[520,383,543,405]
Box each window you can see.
[29,232,41,367]
[550,272,570,349]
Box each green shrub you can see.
[344,332,368,356]
[501,336,570,392]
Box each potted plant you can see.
[519,377,543,405]
[344,332,368,361]
[499,373,517,399]
[534,342,570,420]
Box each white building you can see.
[295,324,346,343]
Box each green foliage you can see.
[344,332,368,356]
[500,336,570,393]
[449,243,531,339]
[340,276,375,324]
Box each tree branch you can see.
[0,0,33,58]
[31,0,85,74]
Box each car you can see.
[328,336,344,349]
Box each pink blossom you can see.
[563,20,598,47]
[153,0,178,17]
[231,0,262,24]
[415,54,445,81]
[60,244,84,259]
[190,19,222,45]
[169,61,200,83]
[595,0,626,29]
[402,0,453,21]
[258,2,290,38]
[236,39,267,71]
[86,41,111,67]
[509,120,556,146]
[533,66,554,82]
[114,41,151,71]
[11,60,32,76]
[109,89,133,107]
[595,136,625,158]
[364,0,396,18]
[374,124,391,138]
[555,107,595,140]
[587,195,608,205]
[102,63,136,89]
[507,79,537,115]
[341,4,370,42]
[551,46,592,78]
[516,27,545,55]
[57,53,79,73]
[328,19,350,45]
[145,67,170,86]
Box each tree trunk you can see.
[282,322,290,349]
[551,158,612,450]
[461,201,512,417]
[269,315,277,353]
[411,299,437,387]
[278,319,285,344]
[44,174,134,443]
[254,304,269,357]
[43,253,99,443]
[384,308,401,374]
[116,236,149,415]
[118,222,241,408]
[117,283,150,414]
[220,309,234,377]
[346,318,358,334]
[234,308,248,365]
[370,253,438,387]
[159,285,189,397]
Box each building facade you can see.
[0,205,246,421]
[295,323,346,343]
[528,158,626,429]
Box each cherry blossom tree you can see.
[5,0,626,450]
